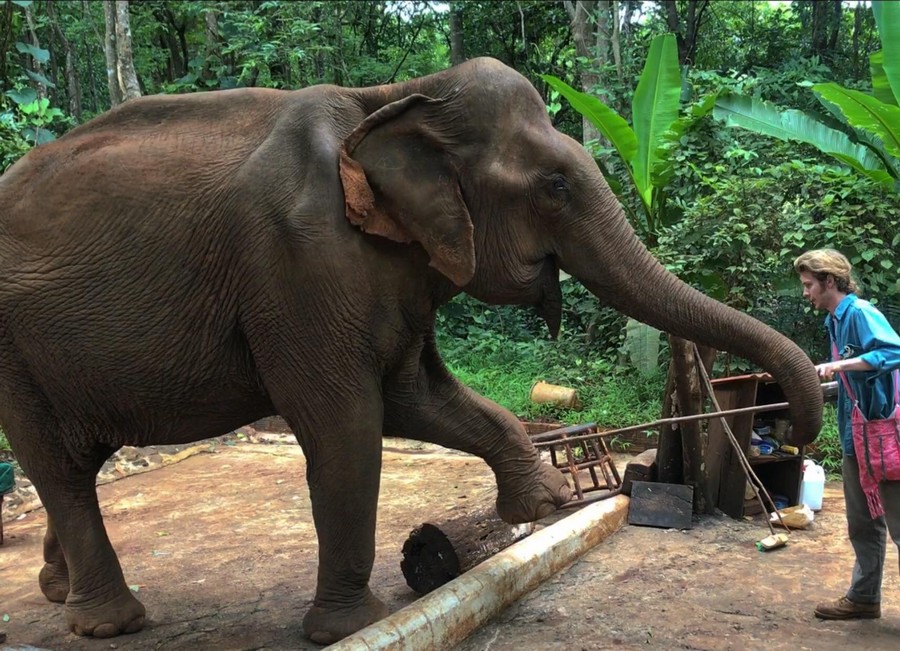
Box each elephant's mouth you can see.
[533,256,562,338]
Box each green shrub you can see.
[806,404,842,478]
[0,107,31,173]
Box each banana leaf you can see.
[873,1,900,105]
[815,88,900,180]
[622,318,661,377]
[870,51,897,107]
[540,74,640,198]
[631,34,681,213]
[812,82,900,160]
[714,93,893,188]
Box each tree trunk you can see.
[23,5,46,102]
[656,354,683,485]
[103,1,123,106]
[82,0,103,114]
[852,0,862,78]
[114,1,141,101]
[826,0,842,53]
[670,338,716,514]
[449,2,466,66]
[48,2,82,121]
[663,0,710,67]
[658,337,717,513]
[153,7,186,82]
[565,1,611,155]
[610,0,623,82]
[806,0,843,61]
[331,2,344,85]
[202,7,221,83]
[0,1,15,91]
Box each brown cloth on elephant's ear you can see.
[339,151,413,245]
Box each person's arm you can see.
[855,303,900,379]
[816,357,874,381]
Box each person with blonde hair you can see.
[794,248,900,620]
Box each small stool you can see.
[0,461,15,545]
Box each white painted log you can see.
[329,494,629,650]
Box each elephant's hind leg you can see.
[6,410,145,637]
[35,450,145,637]
[39,516,70,603]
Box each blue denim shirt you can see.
[826,294,900,456]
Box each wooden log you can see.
[627,481,693,530]
[401,503,534,595]
[622,448,658,496]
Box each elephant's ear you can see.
[339,94,475,287]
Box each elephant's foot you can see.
[39,562,70,603]
[65,591,146,638]
[496,461,572,524]
[302,588,389,645]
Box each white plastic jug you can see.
[800,459,825,511]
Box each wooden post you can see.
[622,448,658,496]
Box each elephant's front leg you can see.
[270,377,389,644]
[383,339,572,523]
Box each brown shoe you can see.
[814,596,881,620]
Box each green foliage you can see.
[713,1,900,192]
[542,34,716,243]
[807,404,842,477]
[873,0,900,103]
[437,319,664,432]
[713,92,894,188]
[0,96,31,172]
[655,149,900,365]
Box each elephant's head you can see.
[339,57,822,445]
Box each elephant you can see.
[0,57,822,644]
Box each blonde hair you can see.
[793,248,859,294]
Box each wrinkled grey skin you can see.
[0,58,822,644]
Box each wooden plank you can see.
[627,481,693,529]
[706,377,758,518]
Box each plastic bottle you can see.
[799,459,825,511]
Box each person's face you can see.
[799,270,834,312]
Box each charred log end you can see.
[401,523,462,595]
[401,506,535,595]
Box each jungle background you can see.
[0,0,898,476]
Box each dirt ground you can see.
[1,432,899,651]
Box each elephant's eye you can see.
[552,176,569,194]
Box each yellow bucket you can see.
[529,381,581,409]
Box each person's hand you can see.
[816,362,841,381]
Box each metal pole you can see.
[531,401,791,446]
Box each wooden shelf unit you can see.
[706,374,804,519]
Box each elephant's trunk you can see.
[561,207,823,446]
